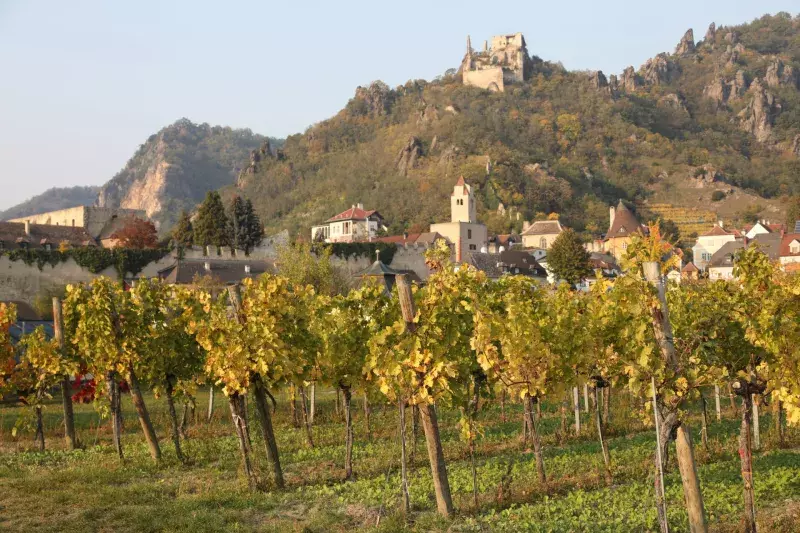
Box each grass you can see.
[0,388,798,532]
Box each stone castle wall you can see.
[463,67,505,92]
[9,206,147,239]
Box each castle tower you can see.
[451,176,476,223]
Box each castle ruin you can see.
[461,33,530,92]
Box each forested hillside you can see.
[236,13,800,237]
[0,186,100,220]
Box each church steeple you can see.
[466,35,472,55]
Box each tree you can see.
[546,228,591,286]
[194,191,229,248]
[786,195,800,228]
[277,241,350,296]
[172,210,194,248]
[227,197,264,254]
[111,218,159,249]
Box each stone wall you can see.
[330,245,432,281]
[463,67,505,92]
[0,256,118,303]
[9,206,147,239]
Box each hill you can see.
[235,13,800,239]
[96,118,277,231]
[0,186,100,221]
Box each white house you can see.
[692,222,741,271]
[521,220,563,249]
[780,233,800,272]
[311,204,386,243]
[743,220,785,239]
[706,240,744,280]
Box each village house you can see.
[604,200,647,261]
[706,232,781,280]
[157,258,273,289]
[487,233,521,254]
[692,222,741,271]
[469,249,547,281]
[681,262,700,280]
[779,232,800,272]
[430,177,488,262]
[521,219,563,249]
[310,204,386,243]
[743,220,786,239]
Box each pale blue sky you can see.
[0,0,796,210]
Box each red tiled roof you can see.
[681,262,699,273]
[700,224,740,237]
[451,176,469,196]
[325,206,382,223]
[780,233,800,257]
[743,222,786,234]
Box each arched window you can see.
[540,237,547,249]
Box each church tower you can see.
[451,176,476,223]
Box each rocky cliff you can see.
[96,118,270,231]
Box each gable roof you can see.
[469,250,547,279]
[743,222,786,234]
[606,201,644,240]
[157,259,273,285]
[325,206,382,223]
[708,240,745,268]
[452,176,470,196]
[0,222,96,250]
[700,224,741,238]
[780,233,800,257]
[750,232,782,260]
[521,220,563,236]
[681,262,699,273]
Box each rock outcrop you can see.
[693,165,725,187]
[620,66,641,91]
[658,93,690,116]
[738,78,780,142]
[396,136,423,176]
[675,29,695,56]
[765,58,797,88]
[704,70,749,106]
[792,134,800,157]
[590,70,608,90]
[641,53,680,85]
[704,23,717,44]
[353,81,395,116]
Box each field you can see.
[1,387,799,532]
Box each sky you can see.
[0,0,797,211]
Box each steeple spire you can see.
[466,35,472,55]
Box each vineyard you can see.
[1,234,800,532]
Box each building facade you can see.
[310,204,385,243]
[462,33,529,92]
[521,220,563,249]
[604,201,646,261]
[692,223,740,271]
[8,206,147,241]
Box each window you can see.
[540,237,547,249]
[469,244,477,251]
[44,243,52,251]
[468,229,472,239]
[344,221,351,234]
[622,242,628,250]
[791,241,800,254]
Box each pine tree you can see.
[227,197,264,254]
[547,228,592,287]
[194,191,229,247]
[172,210,194,248]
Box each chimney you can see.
[204,261,211,272]
[403,231,409,240]
[609,206,616,228]
[718,220,724,228]
[24,220,31,236]
[523,221,531,232]
[357,203,364,210]
[204,245,211,256]
[244,264,251,274]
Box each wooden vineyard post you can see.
[714,385,721,421]
[583,383,589,413]
[396,274,453,518]
[643,262,707,533]
[752,395,760,451]
[53,297,78,450]
[573,386,581,435]
[398,398,411,514]
[207,386,215,422]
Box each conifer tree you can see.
[194,191,229,247]
[172,210,194,248]
[547,228,592,286]
[227,196,264,254]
